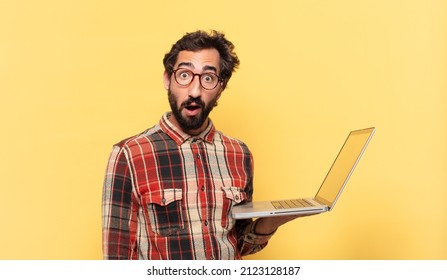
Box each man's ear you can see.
[163,71,170,90]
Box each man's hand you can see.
[254,213,320,235]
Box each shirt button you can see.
[196,154,200,159]
[204,220,208,226]
[161,197,166,204]
[201,186,205,191]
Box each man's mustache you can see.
[181,97,205,108]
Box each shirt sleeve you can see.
[102,146,138,259]
[235,152,276,256]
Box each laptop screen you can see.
[315,127,375,208]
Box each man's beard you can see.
[168,89,218,132]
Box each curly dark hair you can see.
[163,30,240,89]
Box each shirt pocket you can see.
[141,188,184,237]
[221,186,248,229]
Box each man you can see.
[102,30,303,260]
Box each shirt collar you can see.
[160,112,216,145]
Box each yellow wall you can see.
[1,0,446,259]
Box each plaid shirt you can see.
[102,113,273,260]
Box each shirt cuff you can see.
[242,219,276,245]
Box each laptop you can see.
[232,127,375,219]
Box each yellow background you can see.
[1,0,446,260]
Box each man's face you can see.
[164,49,223,135]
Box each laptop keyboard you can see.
[272,199,313,209]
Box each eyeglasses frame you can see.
[170,68,223,90]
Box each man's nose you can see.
[188,75,202,98]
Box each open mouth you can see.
[183,103,202,116]
[185,104,201,111]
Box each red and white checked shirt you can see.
[102,113,273,260]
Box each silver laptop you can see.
[232,127,375,219]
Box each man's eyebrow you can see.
[203,65,218,73]
[176,62,218,73]
[177,62,194,69]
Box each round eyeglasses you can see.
[171,68,222,90]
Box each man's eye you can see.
[179,72,191,79]
[202,74,215,83]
